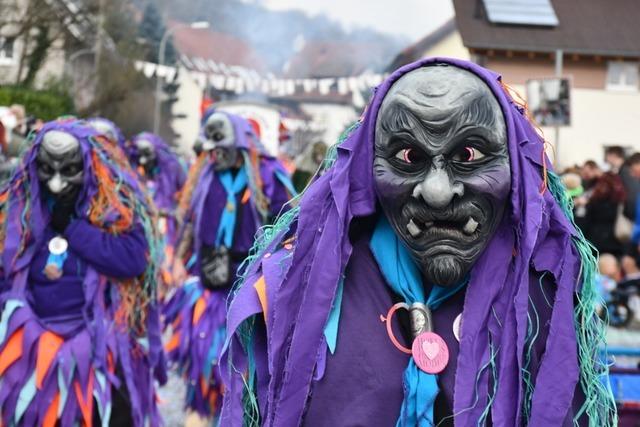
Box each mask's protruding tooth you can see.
[463,217,479,235]
[407,218,422,238]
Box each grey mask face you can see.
[36,130,84,200]
[374,65,510,287]
[89,120,117,144]
[135,138,157,173]
[203,113,239,171]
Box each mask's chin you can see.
[213,162,234,172]
[419,253,468,288]
[212,147,239,172]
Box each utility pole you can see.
[554,49,563,168]
[93,0,106,114]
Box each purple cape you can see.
[220,58,615,426]
[0,119,165,426]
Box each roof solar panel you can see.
[483,0,559,27]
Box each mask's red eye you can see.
[452,147,485,163]
[394,148,424,164]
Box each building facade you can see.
[392,0,640,169]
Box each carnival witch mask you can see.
[374,65,510,287]
[203,112,240,171]
[36,130,84,202]
[134,137,157,175]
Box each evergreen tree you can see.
[138,2,176,64]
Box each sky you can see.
[259,0,455,41]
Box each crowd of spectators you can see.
[564,147,640,326]
[0,104,44,182]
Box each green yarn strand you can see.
[546,171,617,427]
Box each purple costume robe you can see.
[164,111,294,417]
[0,120,166,426]
[220,58,616,426]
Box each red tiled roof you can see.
[285,41,384,78]
[169,22,267,71]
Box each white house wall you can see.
[535,87,640,169]
[172,66,203,157]
[508,84,640,168]
[299,103,358,148]
[421,31,470,61]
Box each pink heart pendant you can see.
[422,340,440,359]
[412,332,449,374]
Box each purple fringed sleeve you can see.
[65,219,149,278]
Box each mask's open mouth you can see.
[406,216,480,238]
[402,199,488,244]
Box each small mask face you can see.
[36,130,84,201]
[374,65,510,287]
[134,138,157,174]
[88,119,117,144]
[203,113,239,171]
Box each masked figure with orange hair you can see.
[164,110,295,419]
[0,119,166,426]
[129,132,187,295]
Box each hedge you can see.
[0,86,74,121]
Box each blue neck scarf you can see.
[215,169,248,248]
[370,215,467,426]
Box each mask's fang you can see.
[407,218,422,238]
[463,217,479,235]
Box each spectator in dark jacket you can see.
[583,162,626,256]
[606,146,640,221]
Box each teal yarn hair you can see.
[546,170,617,426]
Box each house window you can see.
[0,37,15,64]
[606,61,639,91]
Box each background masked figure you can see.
[0,119,166,426]
[164,110,295,418]
[87,117,128,153]
[291,141,328,193]
[220,59,616,426]
[130,132,187,294]
[86,117,142,190]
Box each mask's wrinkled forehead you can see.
[203,112,235,151]
[89,119,117,142]
[41,130,81,157]
[376,65,506,149]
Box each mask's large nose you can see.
[48,173,67,194]
[412,155,463,209]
